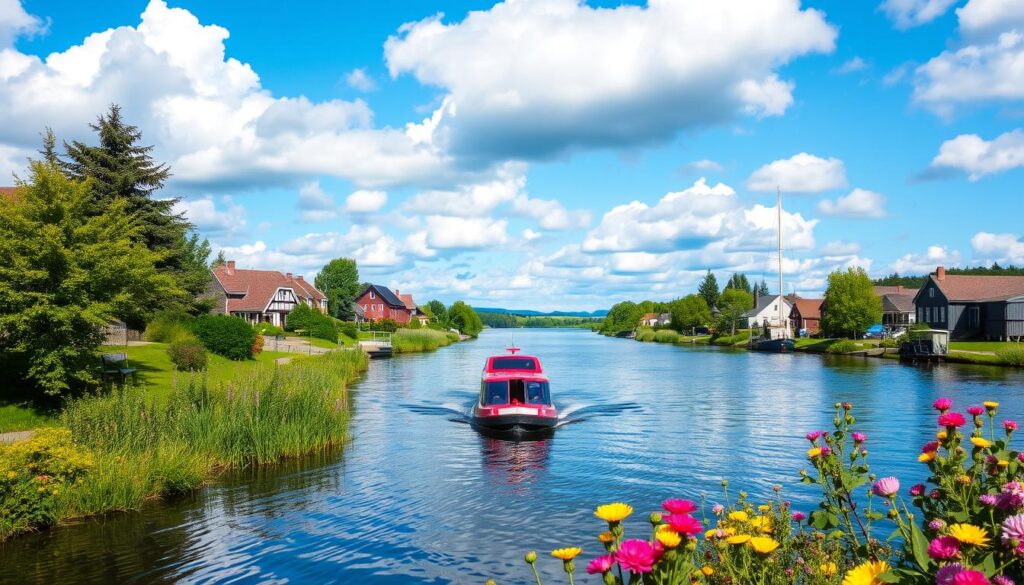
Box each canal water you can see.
[4,329,1024,583]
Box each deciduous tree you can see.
[669,294,712,332]
[315,258,360,320]
[821,267,882,339]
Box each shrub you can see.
[192,315,256,360]
[307,318,338,343]
[339,322,358,341]
[252,334,265,356]
[167,339,208,371]
[879,338,899,348]
[373,319,398,333]
[0,428,93,539]
[143,310,194,343]
[997,346,1024,366]
[826,339,858,354]
[284,304,315,332]
[254,323,284,337]
[445,332,460,342]
[654,329,680,343]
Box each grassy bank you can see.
[391,328,460,353]
[0,350,367,540]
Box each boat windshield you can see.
[525,380,551,405]
[481,380,551,406]
[490,357,537,371]
[482,381,509,405]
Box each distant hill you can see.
[472,307,608,318]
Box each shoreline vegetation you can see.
[626,326,1024,367]
[0,350,367,541]
[391,328,462,353]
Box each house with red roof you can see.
[789,298,823,335]
[0,186,18,201]
[355,284,424,325]
[205,260,327,327]
[914,266,1024,340]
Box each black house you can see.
[913,266,1024,341]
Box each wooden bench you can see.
[101,352,137,386]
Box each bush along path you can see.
[0,350,367,541]
[503,400,1024,585]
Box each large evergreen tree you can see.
[61,105,209,313]
[0,162,184,395]
[315,258,360,320]
[697,270,720,309]
[725,273,751,294]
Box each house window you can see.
[929,288,934,298]
[917,307,923,322]
[940,306,946,322]
[370,292,376,299]
[925,307,931,322]
[969,306,980,329]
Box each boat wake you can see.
[400,403,473,424]
[400,400,642,429]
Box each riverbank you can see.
[391,328,464,353]
[624,327,1024,366]
[0,350,367,541]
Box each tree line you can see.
[875,264,1024,289]
[478,313,603,328]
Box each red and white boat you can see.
[472,348,558,433]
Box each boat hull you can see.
[471,411,558,432]
[749,338,796,353]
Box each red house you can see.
[355,284,417,324]
[790,298,823,336]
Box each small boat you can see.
[899,329,949,363]
[472,348,558,434]
[749,187,795,354]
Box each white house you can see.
[205,261,329,327]
[743,295,793,329]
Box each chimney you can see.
[286,272,293,279]
[226,260,235,275]
[296,275,304,281]
[395,289,400,296]
[937,266,946,281]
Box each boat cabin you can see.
[480,351,551,407]
[898,329,949,363]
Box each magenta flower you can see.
[934,397,953,412]
[993,576,1014,585]
[980,494,999,507]
[662,499,697,515]
[922,440,939,453]
[909,484,925,496]
[939,412,967,428]
[806,431,822,442]
[820,446,832,456]
[936,563,965,585]
[872,476,900,497]
[930,519,947,531]
[1002,514,1024,545]
[712,504,724,515]
[664,513,702,536]
[852,432,867,443]
[967,405,985,416]
[791,511,806,522]
[1019,453,1024,463]
[953,570,992,585]
[1005,420,1018,432]
[586,554,614,575]
[928,535,961,559]
[615,539,656,574]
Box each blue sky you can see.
[2,0,1023,310]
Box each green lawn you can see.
[0,344,295,433]
[304,336,340,349]
[949,341,1024,353]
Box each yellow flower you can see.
[656,526,682,548]
[726,534,751,545]
[595,502,633,523]
[728,511,749,522]
[749,516,772,533]
[842,560,891,585]
[757,504,771,512]
[701,566,714,576]
[597,531,614,543]
[948,524,990,547]
[971,437,993,448]
[5,471,14,480]
[937,431,948,440]
[821,562,838,576]
[748,536,780,554]
[999,460,1010,468]
[958,475,972,484]
[984,401,999,409]
[807,447,822,459]
[704,528,719,539]
[919,451,936,463]
[551,547,583,561]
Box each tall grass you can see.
[654,329,681,343]
[57,350,367,518]
[635,328,656,342]
[392,328,455,353]
[996,346,1024,366]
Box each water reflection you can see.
[479,435,552,490]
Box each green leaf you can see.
[877,571,901,583]
[910,521,931,571]
[980,552,996,576]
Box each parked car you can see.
[863,324,885,339]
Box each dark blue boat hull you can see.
[749,338,796,353]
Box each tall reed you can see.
[392,328,454,353]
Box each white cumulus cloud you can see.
[384,0,835,160]
[172,195,246,235]
[890,245,962,274]
[746,153,847,193]
[971,232,1024,264]
[818,188,886,218]
[957,0,1024,39]
[879,0,959,29]
[344,189,388,213]
[344,67,377,92]
[914,32,1024,116]
[930,129,1024,180]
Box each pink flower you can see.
[930,519,947,531]
[806,431,822,442]
[993,576,1014,585]
[1005,420,1018,432]
[791,511,806,522]
[872,477,900,497]
[852,432,867,443]
[953,570,992,585]
[909,484,926,496]
[615,539,656,574]
[586,554,615,575]
[922,440,940,453]
[928,535,961,559]
[820,446,832,457]
[662,499,697,515]
[980,494,999,507]
[937,563,965,585]
[967,405,985,416]
[939,412,967,428]
[934,398,953,412]
[664,514,702,536]
[712,504,724,515]
[1001,514,1024,544]
[1019,453,1024,463]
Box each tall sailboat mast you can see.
[777,186,783,325]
